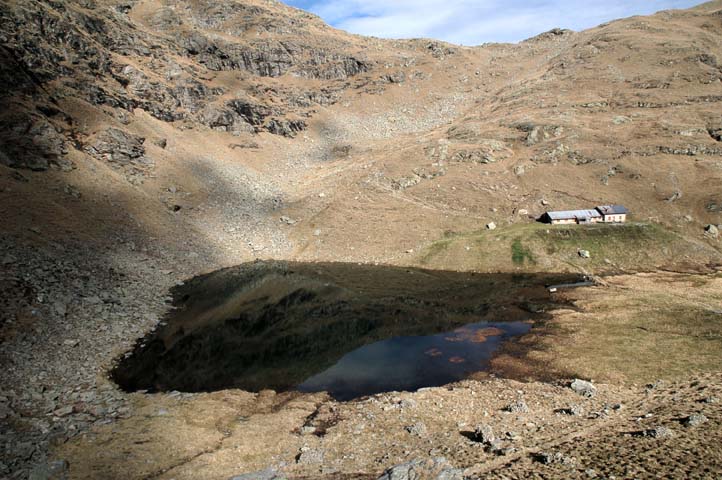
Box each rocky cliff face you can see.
[0,0,377,174]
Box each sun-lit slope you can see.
[287,4,722,264]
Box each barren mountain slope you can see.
[285,3,722,265]
[2,0,719,266]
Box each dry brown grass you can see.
[512,271,722,385]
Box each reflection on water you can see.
[112,261,579,400]
[298,321,530,401]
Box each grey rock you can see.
[85,128,145,165]
[705,224,719,238]
[426,41,457,58]
[708,125,722,142]
[666,191,682,203]
[227,100,275,126]
[229,467,285,480]
[404,422,427,436]
[29,460,68,480]
[377,461,421,480]
[173,79,219,113]
[0,113,67,171]
[578,249,591,259]
[557,404,584,416]
[451,141,512,164]
[535,451,576,466]
[516,123,563,146]
[229,141,260,150]
[296,448,323,464]
[394,175,421,190]
[682,414,707,427]
[505,399,530,413]
[570,379,597,398]
[472,424,495,444]
[435,467,464,480]
[64,185,81,199]
[704,200,722,213]
[266,118,307,138]
[383,71,406,84]
[644,426,674,438]
[198,105,236,130]
[486,222,497,231]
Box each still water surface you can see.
[112,261,576,400]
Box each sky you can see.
[283,0,704,45]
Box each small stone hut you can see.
[541,205,628,225]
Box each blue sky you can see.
[283,0,703,45]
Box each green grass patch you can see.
[511,237,534,265]
[418,221,718,273]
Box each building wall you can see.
[603,214,627,223]
[549,213,627,224]
[551,218,577,225]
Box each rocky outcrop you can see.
[0,111,67,171]
[450,140,514,164]
[524,28,574,43]
[266,118,307,138]
[514,123,564,146]
[227,100,276,126]
[198,105,236,130]
[181,35,370,80]
[709,124,722,142]
[298,52,370,80]
[188,38,296,77]
[84,128,145,165]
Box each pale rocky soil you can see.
[1,0,722,478]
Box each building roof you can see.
[546,209,602,220]
[596,205,629,215]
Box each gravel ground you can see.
[0,234,204,478]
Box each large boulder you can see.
[514,122,564,146]
[570,378,597,397]
[198,105,236,130]
[85,128,145,165]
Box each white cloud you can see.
[285,0,703,44]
